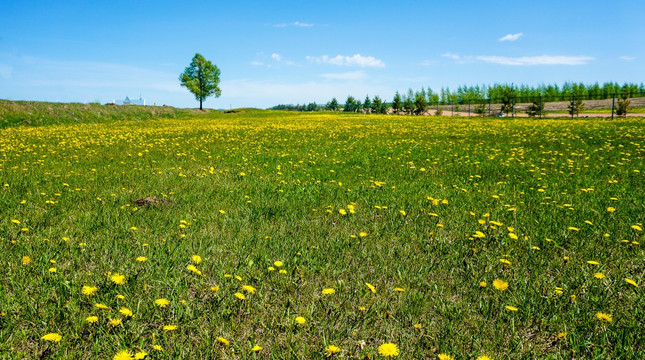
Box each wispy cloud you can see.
[220,78,393,108]
[476,55,594,66]
[271,53,282,61]
[441,52,461,60]
[619,56,635,62]
[306,54,385,68]
[3,55,182,92]
[250,61,264,66]
[321,71,366,80]
[274,21,314,28]
[499,33,523,42]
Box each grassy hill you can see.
[0,100,221,128]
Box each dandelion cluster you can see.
[1,111,642,358]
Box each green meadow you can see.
[0,108,643,359]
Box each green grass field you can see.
[1,109,643,359]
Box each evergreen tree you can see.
[392,91,402,114]
[363,95,372,114]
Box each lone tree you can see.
[179,53,221,110]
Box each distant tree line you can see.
[269,81,645,115]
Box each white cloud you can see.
[271,53,282,61]
[220,78,393,108]
[274,21,314,28]
[321,71,366,80]
[250,61,264,66]
[619,56,635,61]
[441,52,460,60]
[476,55,594,66]
[306,54,385,68]
[499,33,523,42]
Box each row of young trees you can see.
[269,81,644,116]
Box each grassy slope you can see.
[0,110,644,359]
[0,100,220,128]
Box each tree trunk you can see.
[200,98,203,110]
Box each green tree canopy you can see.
[179,53,221,110]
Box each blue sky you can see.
[1,0,644,109]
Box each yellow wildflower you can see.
[493,279,508,291]
[41,333,62,342]
[378,343,399,357]
[596,312,612,322]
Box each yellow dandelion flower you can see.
[499,259,511,265]
[134,351,148,359]
[242,285,256,293]
[413,324,422,329]
[217,336,230,346]
[268,266,275,271]
[607,207,616,212]
[295,316,306,324]
[155,298,170,307]
[113,350,133,360]
[325,345,341,356]
[587,261,599,265]
[399,210,406,216]
[186,264,202,275]
[359,232,368,237]
[476,356,492,360]
[86,316,98,323]
[322,288,335,295]
[251,345,262,352]
[625,278,638,287]
[557,332,568,339]
[493,279,508,291]
[116,294,125,300]
[508,233,518,240]
[594,273,605,279]
[191,255,202,264]
[135,256,147,262]
[152,345,163,351]
[378,343,399,357]
[94,303,109,310]
[596,312,612,322]
[274,261,283,267]
[41,333,62,342]
[438,354,454,360]
[568,227,579,231]
[108,318,122,326]
[163,325,177,331]
[110,273,126,285]
[631,225,642,231]
[279,269,287,274]
[394,287,405,292]
[48,267,57,273]
[119,307,133,317]
[479,281,487,288]
[505,305,518,312]
[22,256,31,265]
[365,282,376,293]
[234,292,246,300]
